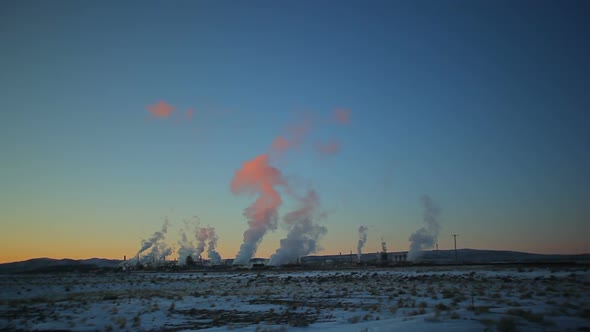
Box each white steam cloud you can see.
[136,219,172,265]
[357,225,368,262]
[206,227,222,265]
[408,195,441,261]
[269,190,327,266]
[177,216,199,265]
[192,226,222,265]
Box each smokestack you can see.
[408,195,441,261]
[357,226,368,263]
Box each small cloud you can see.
[270,116,313,155]
[333,108,351,125]
[147,100,175,118]
[271,136,291,152]
[186,108,194,120]
[316,140,341,156]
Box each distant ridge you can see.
[415,249,590,263]
[0,257,122,274]
[2,249,589,273]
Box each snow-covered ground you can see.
[1,265,589,331]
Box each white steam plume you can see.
[357,225,368,262]
[206,227,222,265]
[177,216,199,265]
[408,195,441,261]
[137,218,169,256]
[269,190,327,266]
[195,227,209,260]
[231,154,285,265]
[136,219,172,265]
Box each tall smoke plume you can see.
[231,154,285,265]
[408,195,441,260]
[177,217,199,265]
[136,219,172,265]
[195,226,209,259]
[357,225,368,262]
[268,190,327,266]
[177,223,222,265]
[206,227,222,265]
[177,229,196,265]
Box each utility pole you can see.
[452,234,459,262]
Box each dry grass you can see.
[2,267,588,331]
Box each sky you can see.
[1,0,589,263]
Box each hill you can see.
[416,248,590,263]
[0,257,122,274]
[2,249,588,273]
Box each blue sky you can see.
[1,0,589,262]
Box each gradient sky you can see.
[1,0,589,263]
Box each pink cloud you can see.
[316,140,341,156]
[186,108,194,120]
[271,136,291,152]
[147,100,175,118]
[270,116,313,155]
[333,108,351,125]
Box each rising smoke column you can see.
[195,226,209,260]
[136,219,172,265]
[357,225,368,262]
[177,229,195,265]
[177,217,199,265]
[192,226,222,264]
[231,154,285,265]
[137,219,169,256]
[150,241,173,263]
[206,227,222,265]
[408,195,441,261]
[268,190,327,266]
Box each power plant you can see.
[122,193,441,271]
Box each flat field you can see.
[1,265,589,331]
